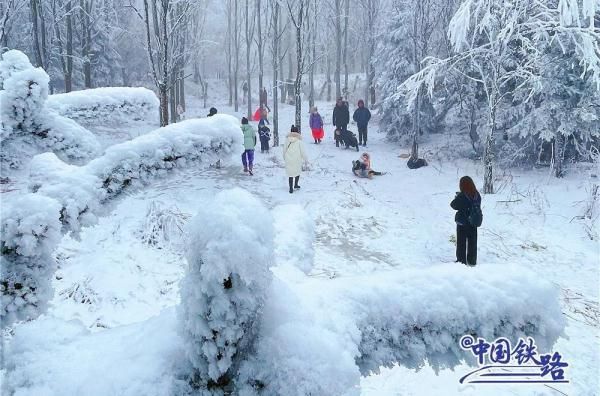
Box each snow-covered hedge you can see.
[0,50,100,172]
[1,194,62,327]
[179,188,274,389]
[272,205,315,274]
[46,87,159,124]
[30,114,243,231]
[242,265,564,395]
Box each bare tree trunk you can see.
[80,0,92,88]
[234,0,239,112]
[326,52,332,101]
[256,0,263,106]
[343,0,349,92]
[65,0,73,92]
[308,0,316,110]
[227,0,233,106]
[30,0,46,68]
[553,133,565,178]
[334,0,342,98]
[245,0,253,119]
[272,0,280,146]
[483,95,497,194]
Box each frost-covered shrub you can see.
[237,279,361,396]
[179,188,274,390]
[0,49,31,89]
[29,152,103,231]
[0,50,100,172]
[29,115,242,231]
[0,67,49,136]
[341,265,565,374]
[272,204,315,274]
[46,87,160,125]
[1,194,61,327]
[141,201,188,247]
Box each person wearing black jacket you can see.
[352,99,371,146]
[332,97,350,146]
[450,176,482,266]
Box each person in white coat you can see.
[283,125,308,194]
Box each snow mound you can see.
[1,194,61,326]
[46,87,159,124]
[273,204,315,274]
[0,50,100,173]
[3,309,187,396]
[179,188,274,387]
[29,114,243,231]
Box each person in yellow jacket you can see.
[282,125,308,194]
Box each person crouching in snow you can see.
[241,117,256,175]
[309,107,324,144]
[353,152,383,179]
[283,125,308,194]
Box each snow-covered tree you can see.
[377,0,460,160]
[179,188,274,391]
[400,0,600,192]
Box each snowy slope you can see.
[2,90,598,395]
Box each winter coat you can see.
[309,113,323,129]
[353,107,371,129]
[241,124,256,150]
[333,104,350,127]
[259,126,271,140]
[451,192,481,226]
[283,132,307,177]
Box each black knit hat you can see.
[207,107,217,117]
[290,125,299,133]
[242,117,249,124]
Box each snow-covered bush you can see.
[238,263,564,395]
[237,279,361,396]
[0,50,100,172]
[0,49,31,89]
[272,204,315,274]
[46,87,160,125]
[339,265,565,374]
[29,114,242,231]
[29,153,103,231]
[1,194,61,327]
[141,201,188,247]
[179,188,274,390]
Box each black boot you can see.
[289,177,294,193]
[294,176,300,189]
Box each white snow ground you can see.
[2,82,599,396]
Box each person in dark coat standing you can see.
[332,97,350,147]
[352,99,371,146]
[260,87,271,112]
[450,176,482,266]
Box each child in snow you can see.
[241,117,256,175]
[259,125,271,153]
[450,176,482,266]
[309,107,324,144]
[283,125,308,194]
[352,152,383,178]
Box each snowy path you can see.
[8,99,598,395]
